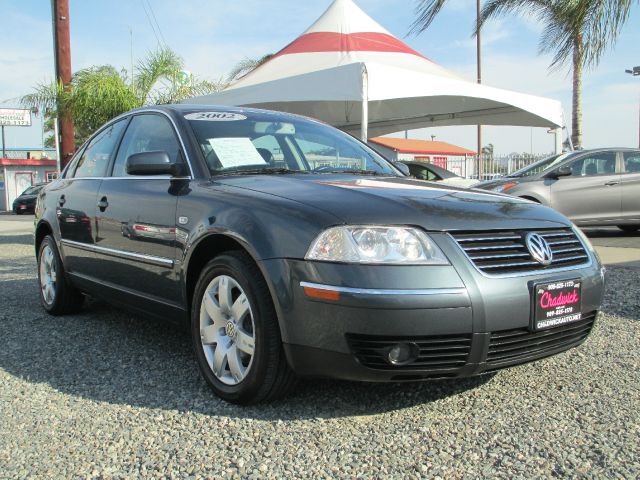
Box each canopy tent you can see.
[189,0,564,152]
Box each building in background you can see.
[368,137,477,177]
[1,148,58,211]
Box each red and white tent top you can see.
[190,0,563,144]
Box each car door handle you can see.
[58,195,66,207]
[604,181,620,186]
[97,197,109,211]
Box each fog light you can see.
[387,343,418,365]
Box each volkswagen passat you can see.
[34,105,605,404]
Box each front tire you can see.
[618,225,639,233]
[191,252,296,404]
[37,235,84,315]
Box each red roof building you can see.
[368,137,476,177]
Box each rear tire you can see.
[37,235,84,315]
[617,225,639,233]
[191,251,296,404]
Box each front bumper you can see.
[261,232,605,381]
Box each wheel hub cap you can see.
[199,275,256,386]
[39,244,57,305]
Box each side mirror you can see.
[126,151,185,176]
[547,165,572,179]
[393,162,410,176]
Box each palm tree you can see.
[411,0,636,149]
[226,54,274,83]
[21,47,223,145]
[481,143,494,160]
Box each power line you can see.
[140,0,162,47]
[145,0,168,47]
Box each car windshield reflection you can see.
[186,112,399,177]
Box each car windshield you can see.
[507,153,574,178]
[21,185,43,195]
[186,111,399,176]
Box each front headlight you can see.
[305,226,450,265]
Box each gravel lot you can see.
[0,216,638,478]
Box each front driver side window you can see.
[112,114,182,177]
[72,120,127,178]
[568,152,617,177]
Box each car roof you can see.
[128,104,321,125]
[568,147,640,153]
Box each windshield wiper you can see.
[315,169,390,176]
[216,168,312,176]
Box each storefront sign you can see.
[0,108,32,126]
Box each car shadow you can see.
[0,272,496,420]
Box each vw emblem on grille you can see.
[525,233,553,265]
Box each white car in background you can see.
[402,160,477,188]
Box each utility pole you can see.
[51,0,74,170]
[476,0,483,179]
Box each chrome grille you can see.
[451,228,589,275]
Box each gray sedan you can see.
[476,148,640,232]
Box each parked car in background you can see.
[474,153,573,187]
[13,183,45,214]
[402,160,477,188]
[34,105,604,404]
[475,148,640,233]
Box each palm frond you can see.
[20,80,66,116]
[478,0,637,71]
[227,54,274,82]
[578,0,636,68]
[409,0,450,35]
[134,47,183,102]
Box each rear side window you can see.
[623,152,640,173]
[72,120,127,178]
[568,152,617,177]
[112,114,182,177]
[409,165,437,181]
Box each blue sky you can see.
[2,0,639,155]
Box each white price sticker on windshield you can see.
[208,138,267,168]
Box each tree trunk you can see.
[571,38,583,149]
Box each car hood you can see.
[438,177,478,188]
[475,175,541,191]
[217,174,570,231]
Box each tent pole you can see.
[361,65,369,142]
[554,128,562,154]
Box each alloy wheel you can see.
[199,275,256,385]
[39,244,57,305]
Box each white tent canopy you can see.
[190,0,564,151]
